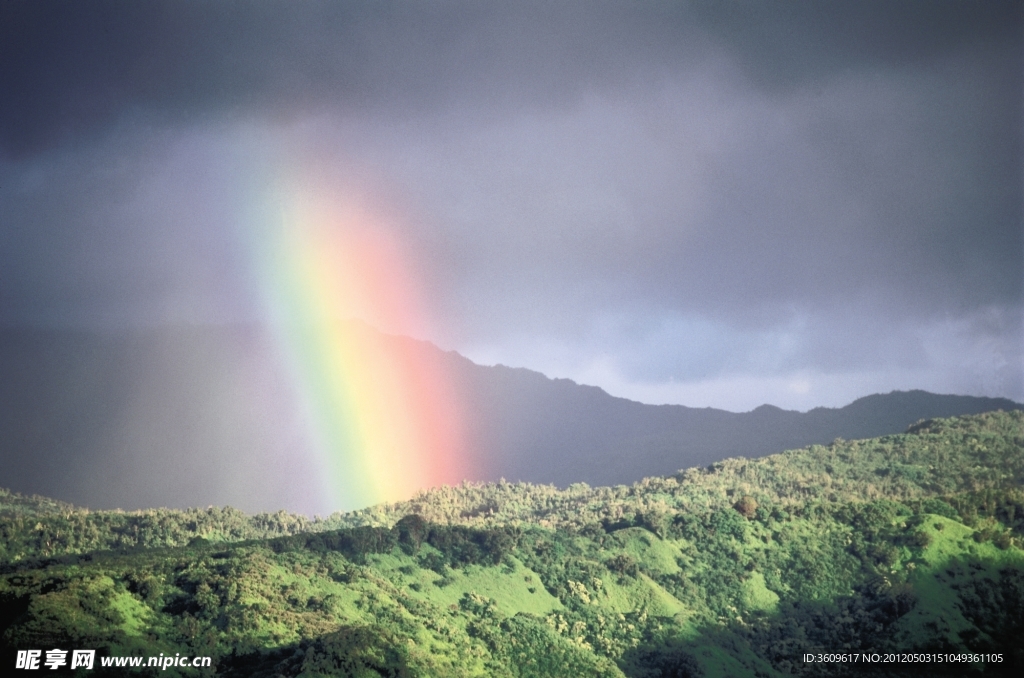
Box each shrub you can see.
[734,496,758,519]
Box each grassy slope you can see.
[0,411,1021,676]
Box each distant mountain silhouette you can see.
[1,324,1019,510]
[345,326,1022,488]
[440,350,1022,487]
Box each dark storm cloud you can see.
[5,1,1017,150]
[690,0,1020,87]
[1,0,1021,407]
[377,53,1020,324]
[1,0,690,155]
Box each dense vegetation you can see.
[1,411,1022,676]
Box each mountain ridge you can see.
[1,324,1020,511]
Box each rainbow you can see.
[254,186,472,511]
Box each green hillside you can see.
[2,411,1022,676]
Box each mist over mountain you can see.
[1,324,1018,512]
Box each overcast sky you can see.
[2,0,1021,412]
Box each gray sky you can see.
[2,0,1021,412]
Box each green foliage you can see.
[734,495,758,519]
[475,612,625,677]
[618,640,704,678]
[299,624,420,677]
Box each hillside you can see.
[1,411,1022,676]
[1,324,1019,512]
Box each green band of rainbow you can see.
[254,188,471,511]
